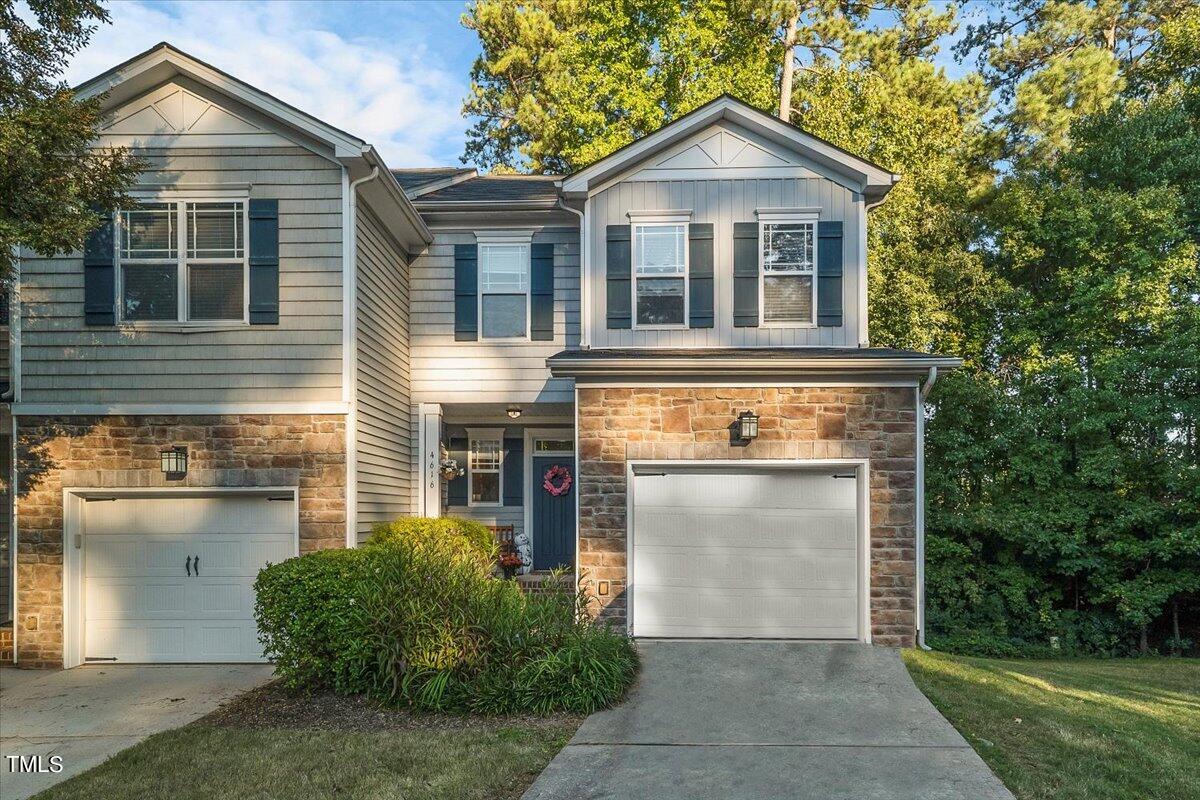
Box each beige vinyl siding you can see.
[18,146,344,404]
[355,204,413,537]
[588,177,863,348]
[410,226,579,405]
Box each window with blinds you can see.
[633,223,686,326]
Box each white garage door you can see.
[83,494,296,663]
[630,467,861,639]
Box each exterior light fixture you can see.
[507,407,522,419]
[160,446,188,478]
[736,410,760,442]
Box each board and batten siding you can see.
[587,177,863,348]
[409,226,580,405]
[355,204,413,536]
[18,146,344,404]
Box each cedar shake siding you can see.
[576,386,918,647]
[13,414,346,667]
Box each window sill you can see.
[632,324,689,331]
[117,321,251,333]
[760,321,819,329]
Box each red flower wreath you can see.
[542,464,573,496]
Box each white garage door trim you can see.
[62,487,299,669]
[625,459,871,642]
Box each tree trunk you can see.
[1172,601,1180,655]
[778,13,799,122]
[1140,624,1148,654]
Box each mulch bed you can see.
[197,680,583,734]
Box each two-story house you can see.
[2,43,958,668]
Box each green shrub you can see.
[254,519,637,715]
[254,548,375,693]
[366,516,497,563]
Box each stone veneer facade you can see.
[13,414,346,667]
[576,386,919,647]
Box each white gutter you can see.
[556,198,589,348]
[916,365,938,650]
[343,165,380,548]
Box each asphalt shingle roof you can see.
[415,175,562,204]
[390,167,475,193]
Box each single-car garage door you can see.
[82,493,296,663]
[630,467,862,639]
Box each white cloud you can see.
[65,0,469,167]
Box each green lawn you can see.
[33,686,579,800]
[904,650,1200,800]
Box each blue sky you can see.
[65,1,994,169]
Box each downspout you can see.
[916,366,938,650]
[2,252,19,402]
[344,166,380,548]
[557,197,589,349]
[3,252,16,659]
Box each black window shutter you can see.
[605,224,632,329]
[688,223,714,328]
[503,436,523,506]
[83,207,116,326]
[732,222,759,327]
[446,436,468,506]
[248,199,280,324]
[817,221,844,327]
[454,244,478,341]
[530,242,554,341]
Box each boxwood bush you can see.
[254,518,637,714]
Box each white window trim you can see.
[631,219,690,330]
[757,208,819,329]
[475,230,533,342]
[114,194,250,327]
[466,427,505,508]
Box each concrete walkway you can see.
[523,641,1014,800]
[1,664,274,800]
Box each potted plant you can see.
[439,457,463,481]
[498,551,523,579]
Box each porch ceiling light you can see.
[160,446,188,478]
[736,410,759,442]
[507,406,522,419]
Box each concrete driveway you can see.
[523,641,1014,800]
[1,664,274,800]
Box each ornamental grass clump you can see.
[254,518,637,714]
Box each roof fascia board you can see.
[77,44,366,158]
[547,354,962,378]
[354,148,434,249]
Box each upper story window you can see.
[467,428,503,507]
[759,212,817,326]
[633,219,688,327]
[118,200,247,324]
[478,238,530,339]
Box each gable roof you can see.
[560,95,900,203]
[76,42,431,248]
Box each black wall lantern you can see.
[160,446,188,479]
[736,410,760,442]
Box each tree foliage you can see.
[0,0,143,280]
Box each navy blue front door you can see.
[532,455,576,570]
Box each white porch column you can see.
[417,403,443,518]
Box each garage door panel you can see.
[635,471,856,512]
[82,495,295,663]
[631,468,862,640]
[634,546,858,590]
[634,586,859,638]
[636,509,857,550]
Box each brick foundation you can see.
[576,387,918,647]
[13,414,346,667]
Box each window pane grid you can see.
[121,204,176,260]
[479,243,528,338]
[634,224,685,275]
[187,202,244,259]
[762,222,814,274]
[469,436,502,505]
